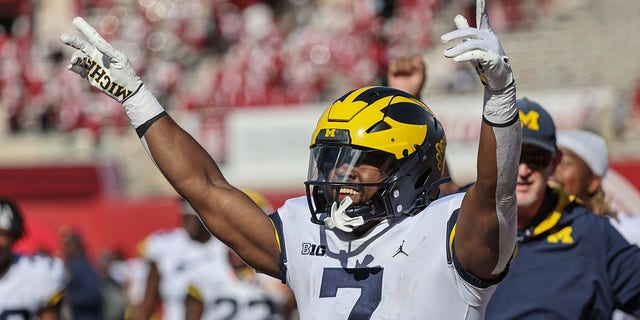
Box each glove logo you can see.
[83,56,136,102]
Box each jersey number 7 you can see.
[320,267,383,320]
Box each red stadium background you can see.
[1,164,303,263]
[3,160,640,264]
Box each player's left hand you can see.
[441,0,513,91]
[60,17,143,103]
[387,55,426,98]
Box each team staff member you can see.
[485,99,640,319]
[551,129,640,320]
[0,198,67,319]
[60,0,522,317]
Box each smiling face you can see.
[516,144,561,227]
[307,145,396,205]
[329,162,386,204]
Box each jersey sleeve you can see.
[38,256,68,308]
[142,229,180,262]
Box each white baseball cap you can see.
[557,130,608,177]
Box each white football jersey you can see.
[143,228,231,320]
[187,270,286,320]
[0,254,66,318]
[272,194,499,320]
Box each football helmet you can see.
[305,86,447,232]
[0,198,25,241]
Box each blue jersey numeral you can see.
[320,267,383,320]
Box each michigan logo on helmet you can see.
[305,86,447,229]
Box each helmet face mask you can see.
[305,86,447,230]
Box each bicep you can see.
[142,110,281,276]
[455,186,501,278]
[192,187,282,278]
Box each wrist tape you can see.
[123,85,165,131]
[482,81,517,126]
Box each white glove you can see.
[441,0,513,91]
[60,17,142,102]
[60,17,164,130]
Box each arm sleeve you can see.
[484,83,521,275]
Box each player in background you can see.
[485,99,640,319]
[0,198,67,320]
[60,0,521,317]
[185,191,297,320]
[132,198,231,320]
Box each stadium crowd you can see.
[0,0,547,138]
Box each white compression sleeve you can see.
[123,85,165,129]
[483,83,521,275]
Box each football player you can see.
[60,0,521,317]
[131,199,231,320]
[0,198,67,319]
[184,190,297,320]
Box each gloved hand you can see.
[441,0,513,91]
[61,17,165,131]
[60,17,142,103]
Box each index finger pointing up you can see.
[72,17,125,61]
[476,0,491,31]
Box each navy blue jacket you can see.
[486,187,640,319]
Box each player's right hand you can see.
[440,0,513,91]
[60,17,143,103]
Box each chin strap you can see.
[323,197,364,232]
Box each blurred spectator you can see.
[0,0,443,139]
[0,197,67,319]
[60,227,104,320]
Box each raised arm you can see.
[441,0,520,280]
[60,18,281,278]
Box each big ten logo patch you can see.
[547,226,574,244]
[519,110,540,131]
[435,136,447,173]
[301,243,327,256]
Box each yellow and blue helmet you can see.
[305,86,447,227]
